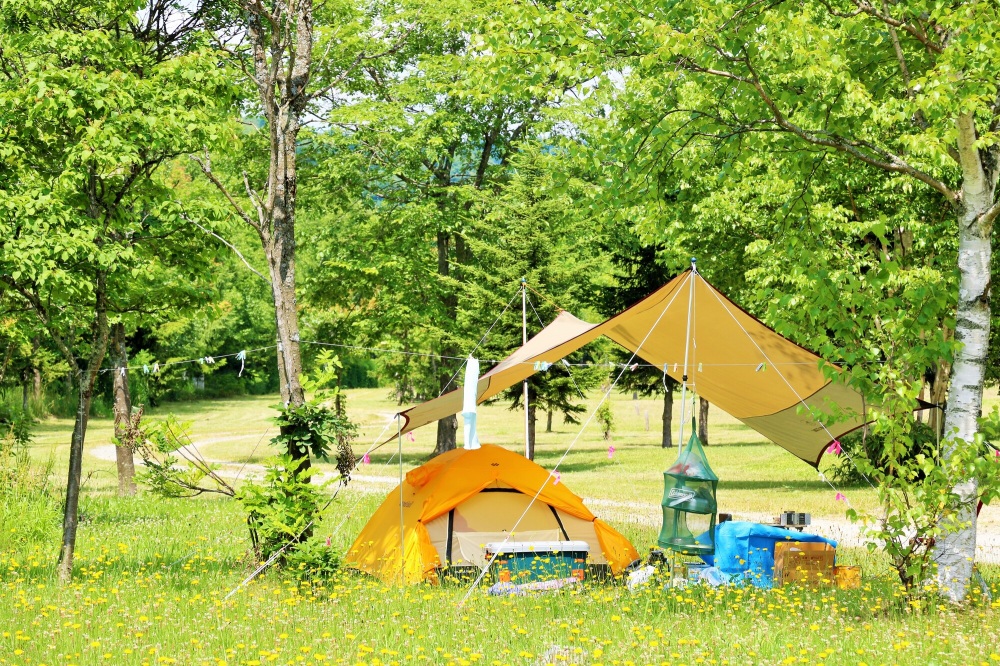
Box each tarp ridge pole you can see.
[677,260,697,446]
[522,277,530,459]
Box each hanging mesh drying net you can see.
[657,422,718,555]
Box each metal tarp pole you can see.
[522,277,530,458]
[676,261,698,446]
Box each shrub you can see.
[828,420,938,487]
[283,534,342,580]
[237,456,324,563]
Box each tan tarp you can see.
[388,271,868,467]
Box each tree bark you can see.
[661,380,675,448]
[433,415,457,458]
[31,335,41,404]
[546,409,553,433]
[111,323,136,496]
[57,275,110,582]
[698,397,710,445]
[527,402,536,460]
[928,358,951,438]
[934,116,998,601]
[433,230,458,456]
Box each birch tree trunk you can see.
[934,115,999,601]
[111,323,136,496]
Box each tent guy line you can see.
[435,288,522,398]
[701,282,877,490]
[456,271,691,606]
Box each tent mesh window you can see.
[658,425,718,555]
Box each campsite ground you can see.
[2,389,999,665]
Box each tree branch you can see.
[840,0,944,55]
[308,27,414,103]
[0,276,79,374]
[978,200,1000,228]
[180,212,268,282]
[681,53,958,203]
[191,152,261,231]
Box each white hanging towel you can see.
[462,356,481,450]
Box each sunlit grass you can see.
[1,478,998,666]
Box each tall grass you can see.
[1,478,997,665]
[0,424,60,552]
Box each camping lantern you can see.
[658,426,718,555]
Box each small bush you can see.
[596,398,615,441]
[283,535,342,580]
[828,420,937,486]
[238,456,323,563]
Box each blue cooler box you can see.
[485,541,589,583]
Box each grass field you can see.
[2,388,999,666]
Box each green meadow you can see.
[2,389,999,666]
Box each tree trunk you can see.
[527,402,536,460]
[661,381,675,448]
[31,335,42,404]
[57,276,109,583]
[698,397,709,445]
[111,323,136,496]
[433,414,457,458]
[21,379,29,413]
[546,410,553,433]
[934,118,998,601]
[928,358,951,438]
[432,230,458,456]
[33,367,42,403]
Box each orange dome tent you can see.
[346,444,639,585]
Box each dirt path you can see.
[90,443,999,563]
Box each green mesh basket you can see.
[658,425,718,555]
